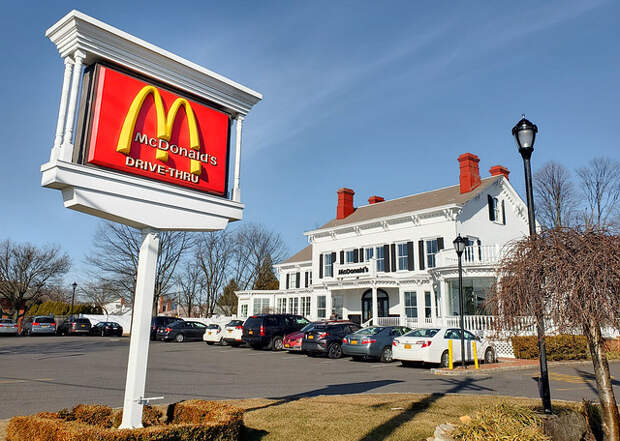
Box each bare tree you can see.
[0,240,71,321]
[177,264,205,317]
[488,228,620,440]
[80,279,123,315]
[534,161,578,228]
[195,231,235,316]
[232,223,287,290]
[85,223,194,313]
[577,157,620,229]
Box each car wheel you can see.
[440,350,450,368]
[380,346,393,363]
[206,341,214,345]
[271,336,284,351]
[175,333,184,343]
[327,343,342,359]
[484,347,496,364]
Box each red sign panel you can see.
[86,65,230,196]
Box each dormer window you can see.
[488,195,506,224]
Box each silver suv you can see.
[20,316,56,336]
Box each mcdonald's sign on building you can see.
[81,64,230,197]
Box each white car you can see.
[392,327,496,367]
[221,320,245,347]
[203,323,224,345]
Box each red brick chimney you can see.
[458,153,481,194]
[337,188,355,219]
[368,196,384,204]
[489,165,510,180]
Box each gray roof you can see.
[317,176,502,230]
[281,244,312,264]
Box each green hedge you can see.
[6,401,243,441]
[27,301,102,316]
[511,335,590,361]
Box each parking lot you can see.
[1,335,619,419]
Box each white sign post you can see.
[42,11,262,429]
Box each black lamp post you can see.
[512,115,552,414]
[70,282,78,316]
[453,234,467,370]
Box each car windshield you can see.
[404,328,440,338]
[244,317,262,328]
[170,321,185,328]
[76,319,90,324]
[207,324,219,329]
[300,323,315,332]
[36,317,55,323]
[353,327,384,336]
[226,320,243,327]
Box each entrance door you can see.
[361,289,389,323]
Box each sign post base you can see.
[119,229,160,429]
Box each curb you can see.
[430,359,620,376]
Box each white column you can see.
[231,115,244,202]
[60,51,85,162]
[119,230,160,429]
[398,288,405,325]
[371,285,378,325]
[417,291,424,325]
[326,290,333,319]
[50,57,74,161]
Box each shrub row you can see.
[6,400,243,441]
[511,335,590,360]
[27,301,102,316]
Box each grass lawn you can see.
[0,394,578,441]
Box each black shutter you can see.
[488,195,495,221]
[286,273,290,289]
[319,254,323,279]
[383,244,390,272]
[501,200,506,225]
[296,272,300,288]
[437,237,444,251]
[353,248,359,263]
[340,250,344,264]
[359,248,364,262]
[418,240,425,270]
[331,252,336,268]
[390,244,396,272]
[305,271,309,287]
[407,241,415,271]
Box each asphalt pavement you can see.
[0,335,618,419]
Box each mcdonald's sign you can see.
[83,64,230,196]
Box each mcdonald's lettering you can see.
[85,64,230,196]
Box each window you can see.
[288,272,297,289]
[282,298,287,313]
[488,195,505,224]
[375,246,385,272]
[317,295,326,318]
[323,253,334,277]
[345,250,355,263]
[253,298,270,314]
[365,247,374,261]
[426,239,439,268]
[404,291,417,318]
[240,304,248,318]
[292,297,299,314]
[425,291,432,318]
[300,296,311,316]
[397,243,408,271]
[276,298,285,313]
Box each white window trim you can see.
[396,241,409,272]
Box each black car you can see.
[242,314,310,350]
[91,321,123,336]
[302,322,361,359]
[150,316,183,340]
[57,317,92,335]
[156,320,207,342]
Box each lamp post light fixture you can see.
[70,282,78,315]
[453,234,467,370]
[511,114,552,414]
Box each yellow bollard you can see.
[448,340,453,370]
[472,341,479,369]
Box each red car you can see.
[283,320,349,352]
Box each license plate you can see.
[208,332,212,335]
[284,344,289,348]
[248,330,253,334]
[308,335,314,339]
[351,340,358,345]
[404,344,412,349]
[228,330,233,333]
[81,325,86,328]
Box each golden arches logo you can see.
[116,85,202,175]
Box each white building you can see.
[236,153,530,337]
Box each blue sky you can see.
[1,1,618,285]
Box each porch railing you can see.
[434,245,501,268]
[364,314,538,334]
